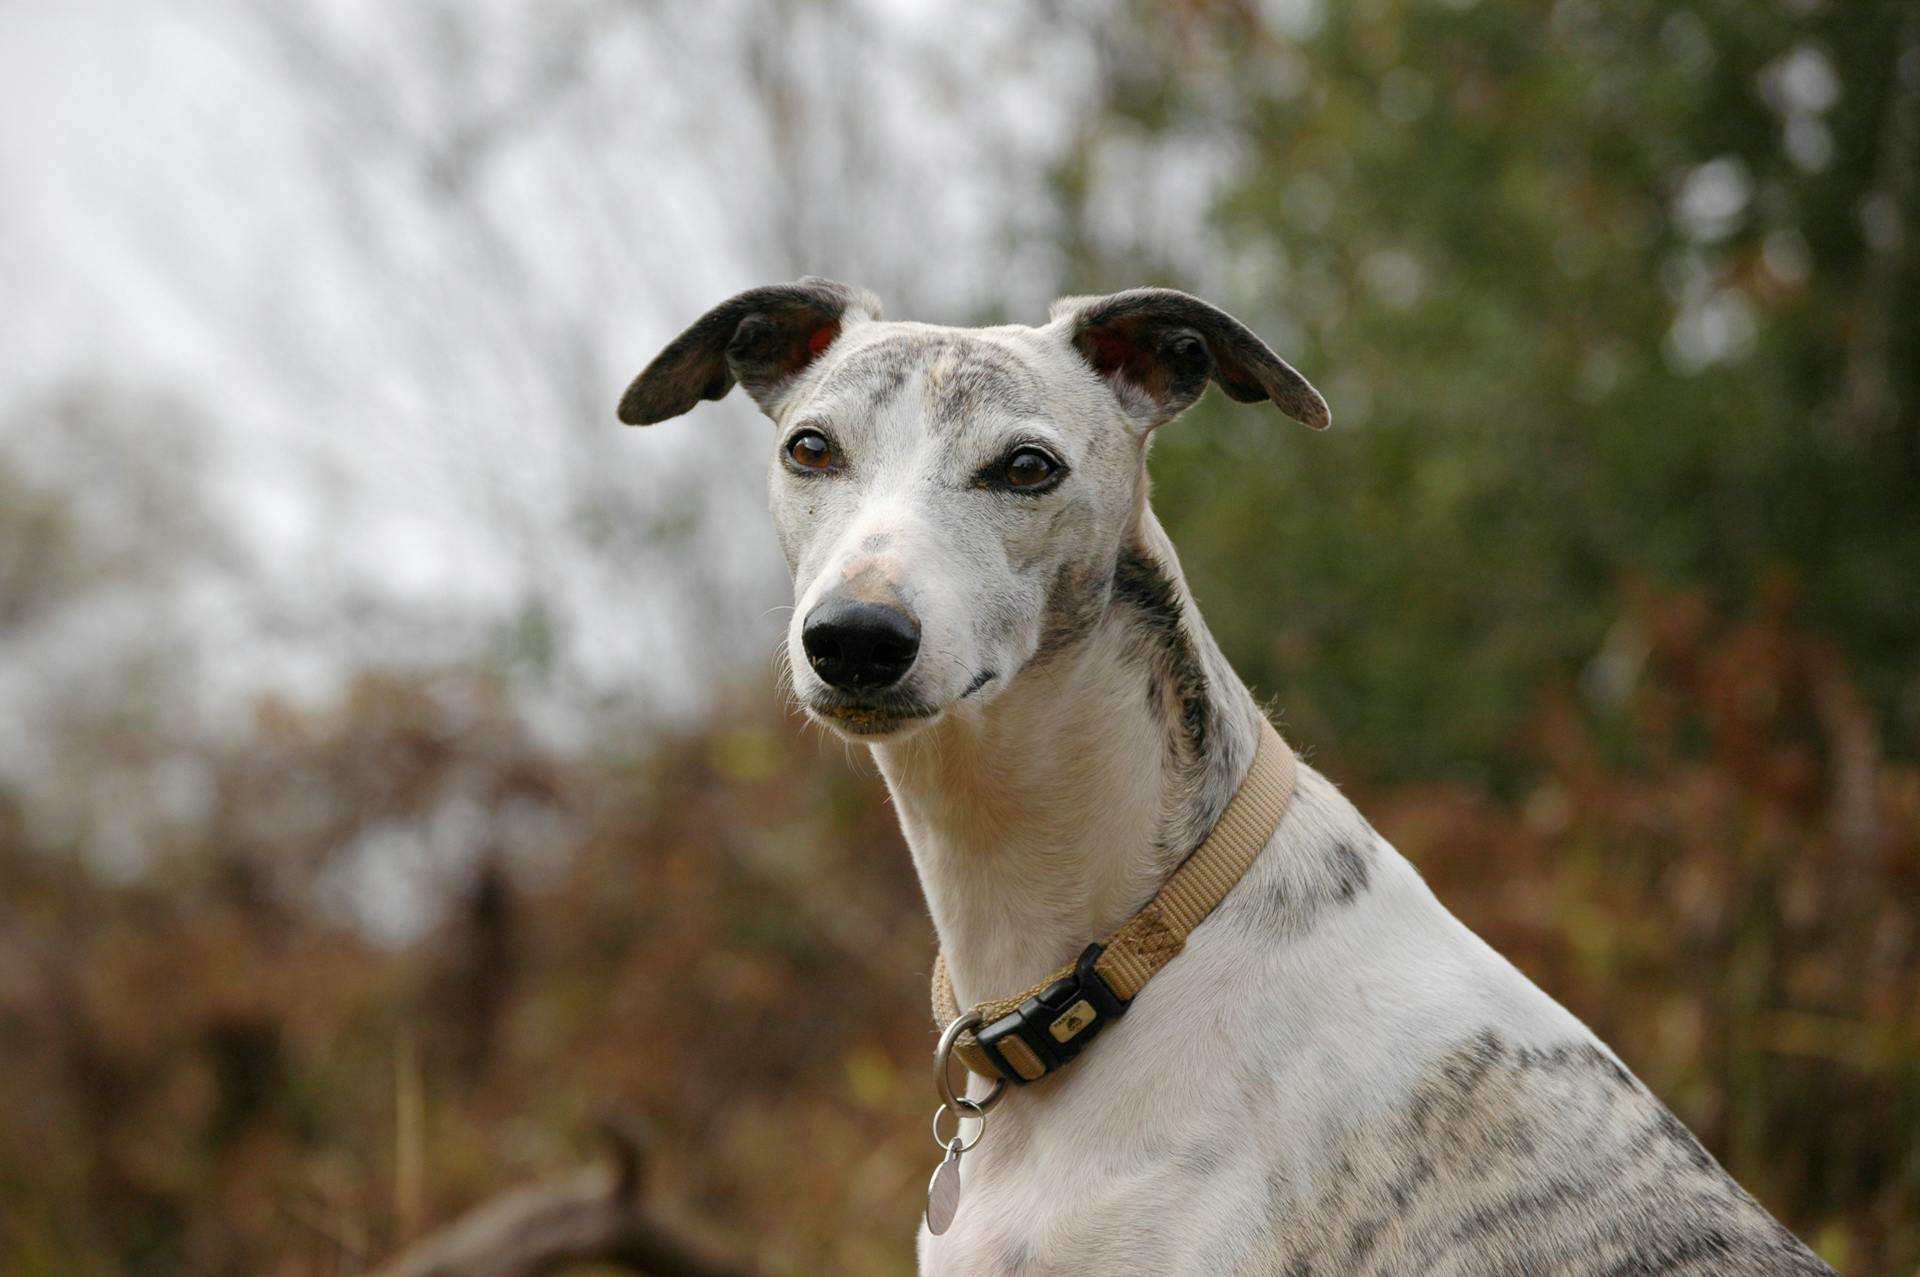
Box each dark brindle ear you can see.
[617,276,882,424]
[1052,288,1330,430]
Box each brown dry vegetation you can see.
[1,589,1915,1276]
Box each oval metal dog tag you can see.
[925,1146,963,1235]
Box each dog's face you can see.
[619,279,1326,742]
[761,321,1144,739]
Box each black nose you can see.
[802,599,921,689]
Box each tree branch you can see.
[365,1114,762,1277]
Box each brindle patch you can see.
[1328,841,1371,903]
[922,338,1044,426]
[1243,1031,1836,1276]
[1111,541,1213,770]
[1033,559,1112,661]
[812,336,921,414]
[1228,778,1383,943]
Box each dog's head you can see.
[619,277,1327,742]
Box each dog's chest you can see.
[916,941,1316,1276]
[918,1056,1272,1276]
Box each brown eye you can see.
[1004,446,1059,490]
[786,430,834,471]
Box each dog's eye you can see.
[786,430,835,471]
[1003,447,1059,490]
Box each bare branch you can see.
[365,1115,760,1277]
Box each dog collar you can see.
[930,716,1298,1087]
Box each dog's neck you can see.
[872,511,1264,1007]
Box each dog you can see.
[618,279,1836,1275]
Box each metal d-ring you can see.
[935,1009,1008,1116]
[931,1097,987,1153]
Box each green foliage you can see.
[1061,0,1919,783]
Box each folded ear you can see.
[1050,288,1329,430]
[617,276,882,424]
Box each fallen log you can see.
[366,1114,763,1277]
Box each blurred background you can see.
[1,0,1916,1273]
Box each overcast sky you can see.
[0,1,1159,764]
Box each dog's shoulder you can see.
[1235,1024,1835,1275]
[1182,766,1836,1275]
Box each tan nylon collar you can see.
[931,717,1298,1084]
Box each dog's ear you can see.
[1050,288,1329,430]
[618,276,882,424]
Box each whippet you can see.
[618,279,1836,1275]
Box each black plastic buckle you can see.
[974,942,1131,1084]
